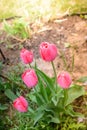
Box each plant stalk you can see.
[29,64,32,68]
[0,49,6,60]
[64,89,68,106]
[51,61,57,90]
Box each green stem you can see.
[64,89,68,106]
[51,61,57,80]
[51,61,57,90]
[5,89,17,101]
[60,51,68,71]
[29,64,32,68]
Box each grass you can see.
[4,112,87,130]
[3,18,31,39]
[0,0,87,22]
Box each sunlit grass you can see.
[0,0,87,22]
[58,0,87,14]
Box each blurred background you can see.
[0,0,87,22]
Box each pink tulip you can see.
[57,71,72,89]
[20,48,33,64]
[13,96,28,112]
[40,42,58,62]
[22,69,38,88]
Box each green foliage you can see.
[0,62,24,111]
[3,19,30,39]
[5,89,17,101]
[65,84,85,106]
[77,76,87,83]
[0,62,8,109]
[9,114,86,130]
[0,63,27,129]
[24,67,85,126]
[2,61,86,129]
[59,116,86,130]
[0,63,86,130]
[0,104,8,110]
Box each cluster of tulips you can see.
[13,42,72,113]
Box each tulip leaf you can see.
[34,87,46,105]
[37,74,49,103]
[50,117,60,124]
[65,105,84,117]
[35,68,54,93]
[32,106,45,125]
[52,88,63,106]
[29,86,46,105]
[29,92,37,103]
[65,84,85,106]
[5,89,17,101]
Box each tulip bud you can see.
[13,96,28,112]
[40,42,58,62]
[20,48,33,64]
[22,69,38,88]
[57,71,72,89]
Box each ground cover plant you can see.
[3,19,31,40]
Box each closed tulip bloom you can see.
[57,71,72,89]
[13,96,28,112]
[22,69,38,88]
[40,42,58,62]
[20,48,33,64]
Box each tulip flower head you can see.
[57,71,72,89]
[40,42,58,62]
[13,96,28,112]
[20,48,33,64]
[22,69,38,88]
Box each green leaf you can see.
[51,88,63,106]
[34,87,46,105]
[29,92,37,103]
[50,117,60,124]
[29,86,44,105]
[3,20,13,35]
[5,89,17,101]
[35,68,54,94]
[44,105,55,114]
[0,104,8,110]
[65,84,85,106]
[37,74,49,103]
[65,105,84,117]
[77,76,87,83]
[32,106,45,125]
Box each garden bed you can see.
[0,15,87,80]
[0,15,87,129]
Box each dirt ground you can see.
[0,16,87,84]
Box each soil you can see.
[0,15,87,86]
